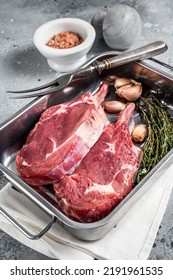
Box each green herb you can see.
[136,96,173,183]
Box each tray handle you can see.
[0,206,56,240]
[0,163,57,240]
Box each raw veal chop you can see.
[54,103,143,223]
[16,82,109,186]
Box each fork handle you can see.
[95,41,167,73]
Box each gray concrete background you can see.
[0,0,173,259]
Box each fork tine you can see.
[9,84,66,99]
[9,72,74,98]
[7,78,60,93]
[8,68,93,98]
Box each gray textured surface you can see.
[0,230,51,260]
[0,0,173,259]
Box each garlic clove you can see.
[103,100,126,113]
[116,84,133,98]
[114,77,132,89]
[131,124,147,143]
[116,83,142,101]
[114,77,142,101]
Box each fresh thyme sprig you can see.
[136,96,173,183]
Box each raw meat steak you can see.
[54,103,143,223]
[16,82,109,186]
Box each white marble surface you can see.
[0,0,173,259]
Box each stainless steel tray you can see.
[1,52,173,241]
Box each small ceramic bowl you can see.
[33,18,96,72]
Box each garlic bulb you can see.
[104,100,126,113]
[131,124,147,143]
[102,4,142,50]
[114,77,142,101]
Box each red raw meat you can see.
[54,103,143,223]
[16,82,109,186]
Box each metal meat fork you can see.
[8,41,167,99]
